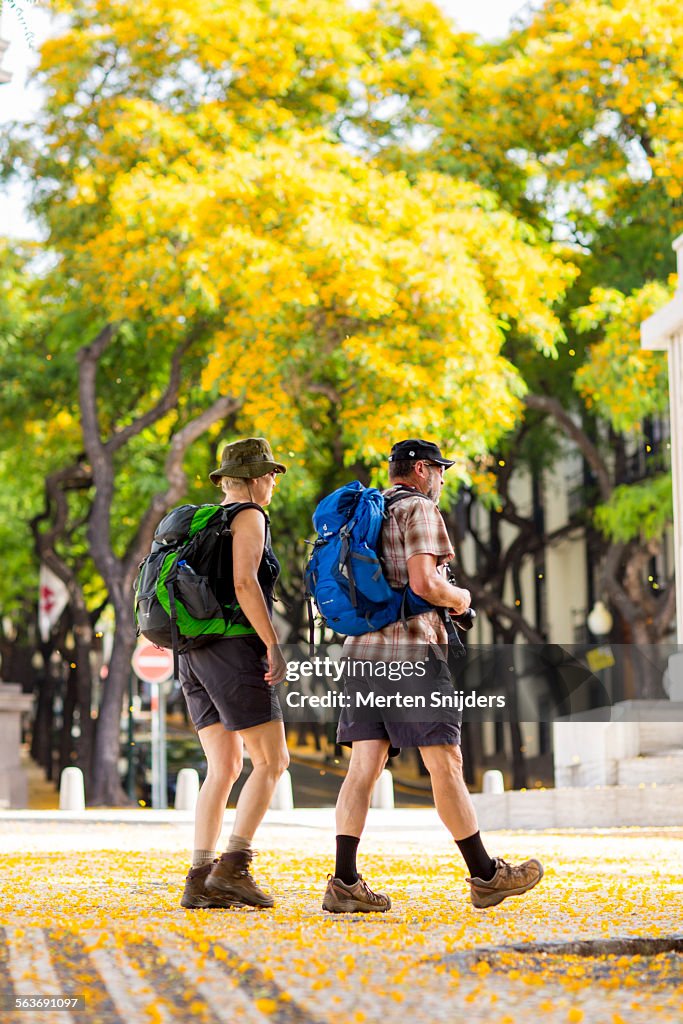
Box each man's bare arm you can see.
[407,553,471,615]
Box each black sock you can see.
[335,834,360,884]
[456,832,497,881]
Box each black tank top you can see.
[214,502,280,616]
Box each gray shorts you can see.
[179,636,283,732]
[336,648,462,755]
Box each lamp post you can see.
[641,234,683,644]
[587,600,616,705]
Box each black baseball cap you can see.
[388,439,455,468]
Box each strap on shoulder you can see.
[383,485,433,511]
[221,501,269,531]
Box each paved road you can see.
[1,926,324,1024]
[2,817,681,1024]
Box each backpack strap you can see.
[383,484,433,512]
[216,501,270,625]
[220,501,269,530]
[307,595,316,658]
[338,524,357,608]
[166,579,180,683]
[383,485,455,635]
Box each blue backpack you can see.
[304,481,434,636]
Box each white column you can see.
[669,325,683,642]
[641,234,683,643]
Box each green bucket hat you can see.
[209,437,287,484]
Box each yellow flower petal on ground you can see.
[254,998,278,1014]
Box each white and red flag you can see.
[38,564,69,643]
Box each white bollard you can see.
[269,769,294,810]
[59,766,85,811]
[174,768,200,811]
[371,768,394,809]
[482,769,505,794]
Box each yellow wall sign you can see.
[586,646,616,672]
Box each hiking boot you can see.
[322,874,391,914]
[205,850,274,908]
[180,862,245,910]
[467,856,544,909]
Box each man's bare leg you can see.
[420,742,543,907]
[418,743,478,839]
[335,739,390,839]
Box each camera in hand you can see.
[444,567,476,630]
[452,607,476,631]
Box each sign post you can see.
[131,642,174,810]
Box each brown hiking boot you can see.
[322,874,391,914]
[180,862,245,910]
[205,850,274,908]
[467,856,544,908]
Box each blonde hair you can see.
[220,476,252,492]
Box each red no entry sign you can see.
[132,642,174,683]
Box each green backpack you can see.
[134,502,263,677]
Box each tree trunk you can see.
[31,641,60,781]
[59,669,79,779]
[630,618,667,699]
[72,614,95,793]
[31,671,56,776]
[90,610,137,806]
[78,324,241,804]
[509,719,528,790]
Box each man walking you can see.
[322,439,543,913]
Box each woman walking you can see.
[179,437,289,910]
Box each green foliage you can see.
[594,474,673,543]
[573,282,671,433]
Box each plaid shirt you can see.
[343,485,455,661]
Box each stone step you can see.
[472,783,683,829]
[617,751,683,786]
[638,721,683,754]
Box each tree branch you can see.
[601,540,641,625]
[122,393,242,583]
[105,338,192,453]
[525,394,612,502]
[464,501,490,564]
[472,590,546,644]
[78,324,121,584]
[30,463,93,612]
[76,322,119,458]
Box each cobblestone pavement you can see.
[0,813,681,1024]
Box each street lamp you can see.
[641,234,683,644]
[587,600,613,638]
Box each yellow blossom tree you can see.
[3,0,579,801]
